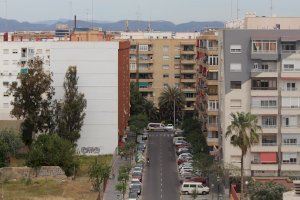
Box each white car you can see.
[181,182,210,195]
[130,179,142,188]
[173,137,185,144]
[147,123,166,131]
[165,124,174,131]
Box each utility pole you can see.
[173,98,176,128]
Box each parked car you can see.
[130,179,142,188]
[174,129,184,136]
[177,158,193,165]
[130,184,142,195]
[181,182,210,195]
[165,124,174,131]
[173,136,185,144]
[132,171,143,182]
[147,123,166,131]
[182,176,207,185]
[178,154,192,161]
[178,162,193,171]
[128,192,139,200]
[175,140,190,148]
[180,167,193,175]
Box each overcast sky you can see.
[1,0,299,23]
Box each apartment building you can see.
[128,38,197,114]
[218,29,300,177]
[196,30,219,154]
[0,41,130,155]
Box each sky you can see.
[0,0,300,23]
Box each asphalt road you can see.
[142,131,180,200]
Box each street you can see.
[142,131,180,200]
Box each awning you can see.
[260,152,277,163]
[138,82,149,87]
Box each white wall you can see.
[0,42,120,155]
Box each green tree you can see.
[9,58,54,146]
[129,113,149,135]
[115,165,130,200]
[56,66,87,144]
[182,117,201,133]
[158,85,185,123]
[248,181,286,200]
[88,158,111,200]
[130,82,159,122]
[226,112,261,200]
[0,129,23,167]
[26,134,78,176]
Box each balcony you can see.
[181,78,196,83]
[251,89,278,97]
[181,69,196,74]
[281,143,300,152]
[183,106,194,111]
[207,79,218,86]
[251,163,278,171]
[207,137,218,146]
[251,68,278,78]
[139,59,153,64]
[181,87,196,92]
[251,143,278,152]
[181,59,196,64]
[139,50,154,55]
[261,124,278,133]
[281,50,300,54]
[251,106,278,115]
[207,123,218,131]
[281,124,300,133]
[281,88,299,97]
[281,163,300,171]
[139,87,153,92]
[185,97,196,102]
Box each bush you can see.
[248,181,286,200]
[26,134,78,176]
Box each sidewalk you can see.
[103,155,130,200]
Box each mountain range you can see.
[0,18,224,32]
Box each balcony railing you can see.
[261,142,277,146]
[281,50,300,54]
[281,87,298,91]
[261,124,277,128]
[251,68,277,72]
[251,160,278,164]
[282,143,300,146]
[252,87,277,90]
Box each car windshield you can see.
[133,172,141,176]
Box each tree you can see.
[182,117,201,134]
[130,82,159,122]
[9,58,54,146]
[226,112,261,200]
[56,66,87,144]
[26,134,78,176]
[0,129,23,167]
[248,181,286,200]
[115,165,130,200]
[88,158,111,200]
[158,85,185,124]
[129,114,148,135]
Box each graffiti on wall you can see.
[81,146,101,155]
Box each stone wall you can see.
[0,166,67,180]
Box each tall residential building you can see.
[196,30,219,154]
[218,29,300,177]
[128,39,197,114]
[0,41,130,155]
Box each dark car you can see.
[132,171,143,182]
[130,184,142,195]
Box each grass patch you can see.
[76,155,112,177]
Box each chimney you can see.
[74,15,77,31]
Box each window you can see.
[12,49,18,54]
[174,65,180,69]
[262,116,277,128]
[252,78,277,90]
[282,43,296,52]
[230,63,242,72]
[260,100,277,108]
[252,40,277,53]
[283,153,297,164]
[163,74,169,78]
[162,65,169,70]
[3,81,9,87]
[174,55,181,60]
[230,81,241,89]
[163,55,169,61]
[174,74,180,79]
[163,45,169,52]
[230,99,242,108]
[283,138,297,145]
[207,72,218,80]
[230,45,242,53]
[3,49,9,54]
[283,116,298,127]
[283,64,295,72]
[208,55,218,65]
[139,45,149,51]
[208,100,219,111]
[130,63,137,70]
[282,97,300,108]
[286,82,296,91]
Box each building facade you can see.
[128,39,197,114]
[196,30,220,154]
[219,29,300,177]
[0,41,129,155]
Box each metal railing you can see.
[251,68,277,72]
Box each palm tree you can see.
[226,112,261,200]
[158,85,185,124]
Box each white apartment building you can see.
[117,31,201,40]
[0,41,128,155]
[219,29,300,177]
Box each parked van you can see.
[147,123,166,131]
[181,182,209,195]
[173,136,185,144]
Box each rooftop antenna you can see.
[147,17,152,32]
[91,0,94,29]
[270,0,273,17]
[236,0,239,20]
